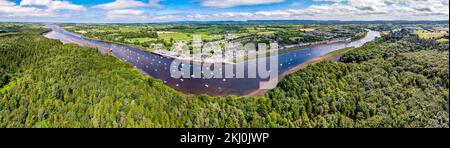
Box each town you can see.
[63,24,369,63]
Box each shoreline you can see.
[62,26,368,65]
[245,51,344,97]
[46,25,378,97]
[278,30,368,52]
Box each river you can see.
[44,25,380,96]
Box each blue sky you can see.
[0,0,448,23]
[68,0,313,11]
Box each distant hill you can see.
[165,20,449,25]
[4,20,449,25]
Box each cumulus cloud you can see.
[93,0,164,10]
[1,0,449,22]
[126,0,447,22]
[20,0,87,11]
[0,5,53,18]
[0,0,85,18]
[104,9,148,21]
[201,0,285,8]
[145,0,448,22]
[0,0,14,6]
[92,0,165,20]
[107,9,145,15]
[312,0,343,2]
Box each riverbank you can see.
[278,30,368,54]
[245,47,355,97]
[44,24,380,97]
[62,25,369,65]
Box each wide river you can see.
[44,25,380,96]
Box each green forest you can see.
[0,26,448,128]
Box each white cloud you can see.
[347,0,385,11]
[201,0,285,8]
[0,0,56,18]
[0,0,87,19]
[0,0,14,6]
[0,6,53,17]
[1,0,449,22]
[145,0,448,22]
[20,0,87,11]
[106,9,145,16]
[94,0,165,22]
[93,0,164,10]
[104,9,148,21]
[312,0,343,2]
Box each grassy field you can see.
[126,37,158,43]
[0,32,19,37]
[300,28,316,32]
[257,31,276,35]
[63,24,366,52]
[437,38,449,42]
[415,29,448,39]
[157,32,191,42]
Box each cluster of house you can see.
[153,35,279,63]
[282,37,352,50]
[153,26,367,63]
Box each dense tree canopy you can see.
[0,26,448,128]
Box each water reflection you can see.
[44,25,380,96]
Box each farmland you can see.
[1,23,448,128]
[62,24,367,52]
[415,29,448,39]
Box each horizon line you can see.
[2,19,449,24]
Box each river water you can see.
[44,25,380,96]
